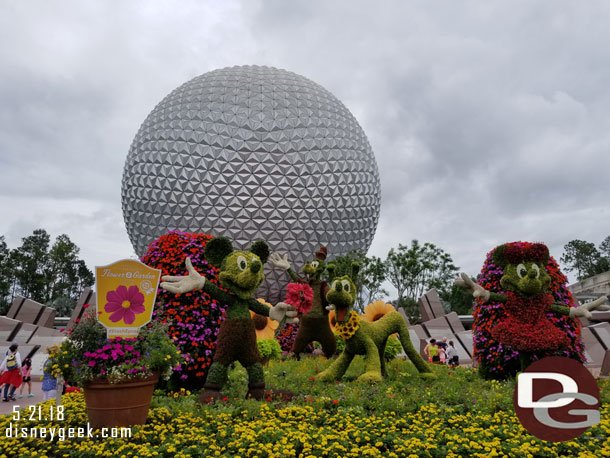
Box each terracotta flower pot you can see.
[83,373,159,430]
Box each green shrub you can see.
[384,336,402,360]
[257,339,282,360]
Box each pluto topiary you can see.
[316,263,433,382]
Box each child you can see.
[438,342,446,364]
[0,343,22,401]
[41,346,59,401]
[18,357,34,398]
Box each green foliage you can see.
[443,283,474,315]
[12,228,50,303]
[1,229,94,311]
[256,339,282,360]
[51,314,182,387]
[0,236,14,314]
[334,332,345,354]
[561,237,610,280]
[2,364,609,458]
[383,337,402,360]
[206,356,514,414]
[385,240,458,306]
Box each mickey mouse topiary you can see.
[161,236,298,402]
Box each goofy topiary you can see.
[316,263,434,382]
[160,236,298,401]
[269,246,336,358]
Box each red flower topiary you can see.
[473,241,584,380]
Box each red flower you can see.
[285,283,314,315]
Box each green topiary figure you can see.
[269,246,336,358]
[456,242,610,374]
[161,236,298,402]
[316,263,433,382]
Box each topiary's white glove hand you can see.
[160,257,206,294]
[455,272,490,302]
[270,302,299,324]
[570,296,610,319]
[269,252,291,271]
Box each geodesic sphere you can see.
[122,65,381,303]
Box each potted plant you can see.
[51,313,182,429]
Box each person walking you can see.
[18,357,34,398]
[0,343,22,402]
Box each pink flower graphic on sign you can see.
[104,285,146,324]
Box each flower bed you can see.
[1,358,608,458]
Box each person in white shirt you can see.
[445,340,459,368]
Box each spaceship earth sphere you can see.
[122,65,381,302]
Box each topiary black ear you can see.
[250,240,269,264]
[491,244,507,268]
[351,262,360,279]
[205,236,233,267]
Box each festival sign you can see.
[95,259,161,339]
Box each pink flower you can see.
[285,283,314,315]
[104,285,146,325]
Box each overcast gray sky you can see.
[1,0,609,294]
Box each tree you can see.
[12,229,50,302]
[599,235,610,261]
[385,240,458,306]
[0,236,15,314]
[46,234,94,302]
[360,255,388,305]
[444,282,475,315]
[8,229,94,313]
[560,239,608,281]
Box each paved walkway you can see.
[0,381,48,416]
